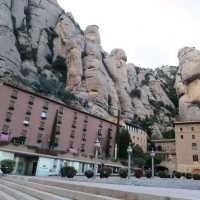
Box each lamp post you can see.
[150,148,155,177]
[127,143,132,179]
[94,138,101,177]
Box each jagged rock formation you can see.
[0,0,178,138]
[176,47,200,121]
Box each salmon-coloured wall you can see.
[0,84,116,159]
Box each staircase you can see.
[0,176,119,200]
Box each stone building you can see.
[152,139,176,161]
[151,139,176,173]
[124,123,147,152]
[0,82,118,175]
[175,121,200,173]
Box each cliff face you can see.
[176,47,200,121]
[0,0,178,138]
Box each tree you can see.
[132,144,145,158]
[133,157,145,168]
[132,145,145,168]
[116,127,131,160]
[144,154,161,169]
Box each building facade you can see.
[151,139,176,173]
[124,123,147,152]
[0,82,118,175]
[175,121,200,173]
[152,139,176,161]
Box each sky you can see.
[57,0,200,68]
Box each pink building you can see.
[0,82,117,160]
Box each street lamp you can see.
[94,137,101,177]
[127,143,132,179]
[150,148,156,177]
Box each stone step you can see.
[3,176,119,200]
[0,179,71,200]
[0,191,16,200]
[24,176,189,200]
[0,184,38,200]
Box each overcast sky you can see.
[57,0,200,68]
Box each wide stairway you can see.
[0,176,119,200]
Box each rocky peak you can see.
[176,47,200,121]
[0,0,179,139]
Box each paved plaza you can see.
[0,175,200,200]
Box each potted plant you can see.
[61,166,77,178]
[85,170,94,178]
[145,170,152,178]
[99,166,112,178]
[119,168,128,178]
[0,159,16,174]
[134,169,143,178]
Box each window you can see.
[72,124,76,129]
[40,111,47,119]
[54,137,59,147]
[11,89,18,99]
[37,133,43,143]
[108,127,112,132]
[74,112,78,120]
[26,105,32,115]
[83,124,87,132]
[192,135,196,139]
[193,154,199,162]
[80,144,85,152]
[39,121,45,130]
[59,106,63,115]
[43,101,48,110]
[97,129,102,137]
[192,143,197,150]
[180,127,183,131]
[84,115,88,123]
[69,141,74,149]
[23,117,30,126]
[5,112,12,122]
[82,134,86,142]
[57,115,62,124]
[180,135,184,139]
[55,126,60,135]
[8,100,15,110]
[2,124,9,133]
[191,127,194,131]
[28,96,35,105]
